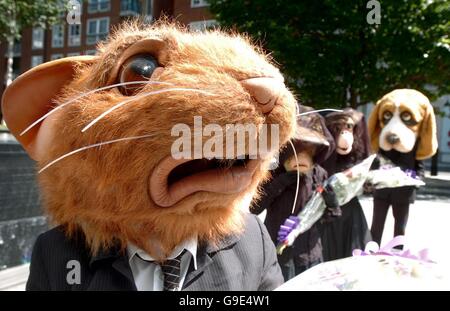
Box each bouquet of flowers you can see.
[367,157,425,189]
[277,155,377,254]
[277,154,427,254]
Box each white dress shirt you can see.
[127,238,198,291]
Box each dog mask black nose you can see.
[386,133,400,145]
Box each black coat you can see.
[252,165,328,265]
[26,213,284,291]
[320,152,372,261]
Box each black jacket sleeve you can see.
[26,234,51,291]
[254,216,285,290]
[415,160,425,179]
[251,177,289,215]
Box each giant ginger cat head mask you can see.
[1,22,297,258]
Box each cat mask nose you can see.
[241,77,284,114]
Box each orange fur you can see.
[34,22,296,259]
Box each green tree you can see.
[208,0,450,108]
[0,0,67,123]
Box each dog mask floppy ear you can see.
[368,98,383,153]
[1,56,97,160]
[416,102,438,160]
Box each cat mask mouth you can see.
[149,155,260,207]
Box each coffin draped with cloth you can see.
[275,236,449,290]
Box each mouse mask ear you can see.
[1,56,97,160]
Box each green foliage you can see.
[208,0,450,108]
[0,0,67,40]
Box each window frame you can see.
[51,24,65,48]
[31,55,44,68]
[67,52,81,57]
[32,28,44,50]
[88,0,111,13]
[191,0,209,8]
[120,0,141,16]
[68,24,82,47]
[86,17,110,45]
[51,53,64,61]
[85,49,97,55]
[189,19,218,31]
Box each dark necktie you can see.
[160,249,186,291]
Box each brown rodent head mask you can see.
[1,22,297,258]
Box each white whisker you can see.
[297,108,343,117]
[81,88,215,133]
[288,139,300,215]
[38,133,157,174]
[20,81,173,136]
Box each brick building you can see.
[0,0,215,95]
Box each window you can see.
[88,0,110,13]
[68,24,81,46]
[144,0,152,15]
[12,42,21,57]
[191,0,209,8]
[52,24,65,48]
[189,20,218,31]
[67,52,81,57]
[31,55,43,68]
[120,0,141,16]
[85,50,97,55]
[51,54,64,60]
[32,28,44,50]
[86,17,109,45]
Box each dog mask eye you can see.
[119,54,160,95]
[401,111,417,126]
[345,122,354,131]
[382,111,393,124]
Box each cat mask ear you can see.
[1,56,97,160]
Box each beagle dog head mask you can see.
[368,89,437,160]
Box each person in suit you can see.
[2,24,295,291]
[26,213,283,291]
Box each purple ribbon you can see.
[277,216,300,243]
[380,165,419,180]
[404,169,418,179]
[352,235,433,263]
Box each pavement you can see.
[417,172,450,201]
[0,132,17,144]
[360,196,450,265]
[0,264,29,291]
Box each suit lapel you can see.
[183,246,213,288]
[84,229,242,290]
[182,231,241,289]
[87,247,137,291]
[111,255,137,290]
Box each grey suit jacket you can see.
[26,213,284,291]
